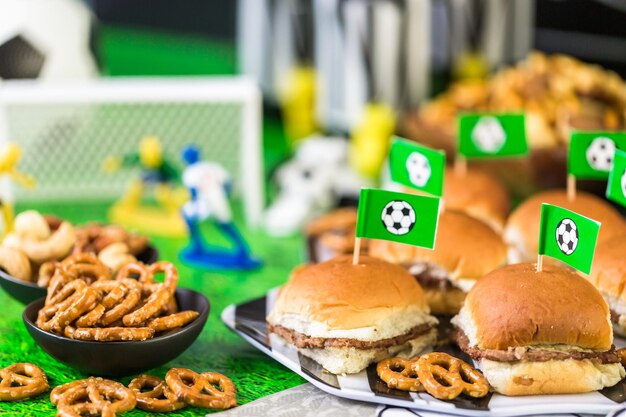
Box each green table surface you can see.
[0,201,306,416]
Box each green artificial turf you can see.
[0,200,306,416]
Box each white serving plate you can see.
[222,289,626,416]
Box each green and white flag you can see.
[389,137,445,197]
[458,113,528,158]
[538,203,600,274]
[568,131,626,179]
[606,149,626,207]
[356,188,440,249]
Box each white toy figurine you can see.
[180,145,260,270]
[264,135,371,236]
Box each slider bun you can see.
[462,263,612,351]
[268,255,430,332]
[504,189,626,262]
[589,235,626,301]
[305,208,357,236]
[368,211,507,280]
[480,358,625,396]
[443,167,510,232]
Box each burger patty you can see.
[611,309,622,325]
[268,323,433,350]
[456,331,619,364]
[408,263,457,291]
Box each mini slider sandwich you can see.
[442,167,510,233]
[305,208,361,263]
[368,210,507,315]
[452,263,625,396]
[505,189,626,263]
[266,255,438,374]
[589,235,626,337]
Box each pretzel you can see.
[376,358,424,392]
[147,311,199,333]
[415,353,489,400]
[128,375,186,412]
[0,363,49,401]
[147,261,179,293]
[122,283,171,327]
[0,246,32,282]
[62,253,110,284]
[115,263,152,283]
[37,260,59,288]
[86,279,142,327]
[64,325,155,342]
[38,281,98,334]
[165,368,236,409]
[54,377,136,415]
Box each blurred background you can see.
[1,0,626,235]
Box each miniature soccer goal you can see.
[0,77,264,227]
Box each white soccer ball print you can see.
[471,117,506,153]
[586,137,616,171]
[406,152,431,188]
[381,200,416,236]
[555,218,578,256]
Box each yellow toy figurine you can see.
[348,102,396,180]
[0,143,35,238]
[104,136,188,237]
[280,66,317,147]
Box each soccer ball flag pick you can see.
[606,149,626,208]
[389,137,445,197]
[457,113,528,159]
[353,188,441,265]
[537,203,600,275]
[568,131,626,200]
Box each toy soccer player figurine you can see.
[104,136,187,236]
[0,143,35,238]
[179,145,261,270]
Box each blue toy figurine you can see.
[179,145,261,270]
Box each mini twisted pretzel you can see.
[57,402,115,417]
[62,253,111,285]
[55,377,136,414]
[115,262,152,283]
[128,375,186,412]
[64,326,155,342]
[147,311,199,333]
[415,353,490,400]
[147,262,179,294]
[122,283,171,327]
[79,279,142,327]
[165,368,237,409]
[376,358,424,392]
[0,363,49,401]
[38,282,98,334]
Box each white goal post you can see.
[0,77,264,227]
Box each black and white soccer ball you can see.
[0,0,98,80]
[555,218,578,256]
[381,200,416,236]
[471,116,506,153]
[586,137,616,171]
[406,152,431,188]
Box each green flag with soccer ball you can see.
[355,188,440,249]
[457,113,528,158]
[538,203,600,274]
[568,132,626,180]
[389,137,445,197]
[606,149,626,208]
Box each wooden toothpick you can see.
[567,174,576,202]
[352,237,362,265]
[536,254,544,273]
[455,155,467,176]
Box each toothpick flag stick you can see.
[536,254,543,273]
[567,174,576,202]
[352,237,362,266]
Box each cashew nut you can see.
[14,210,51,241]
[0,246,32,282]
[4,222,76,264]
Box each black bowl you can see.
[23,288,208,377]
[0,245,159,305]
